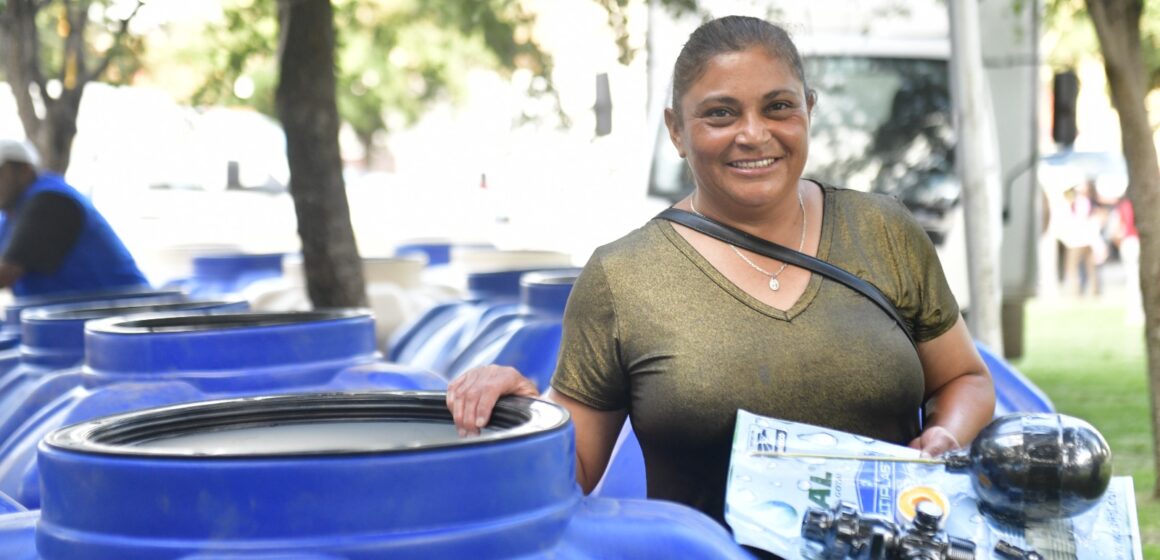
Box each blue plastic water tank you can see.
[0,287,185,338]
[445,269,579,388]
[164,252,285,297]
[0,288,186,379]
[393,240,496,267]
[0,392,750,558]
[977,341,1055,415]
[0,335,22,388]
[395,241,453,266]
[0,310,447,508]
[389,268,555,375]
[0,298,251,447]
[0,490,23,515]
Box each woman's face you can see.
[666,46,814,210]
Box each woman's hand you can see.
[908,425,961,458]
[912,316,995,458]
[446,365,540,437]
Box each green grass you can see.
[1011,297,1155,558]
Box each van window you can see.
[806,57,955,212]
[648,56,957,230]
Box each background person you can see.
[0,138,148,297]
[1056,178,1108,297]
[446,15,995,549]
[1109,195,1142,325]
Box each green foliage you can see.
[20,0,148,87]
[191,0,560,148]
[1046,0,1160,91]
[1012,298,1156,553]
[595,0,701,65]
[187,0,278,111]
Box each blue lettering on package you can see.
[856,460,897,516]
[747,426,788,453]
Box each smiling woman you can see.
[445,16,996,557]
[664,45,815,237]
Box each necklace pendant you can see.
[768,277,780,291]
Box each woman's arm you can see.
[544,388,627,493]
[909,315,995,456]
[447,365,626,493]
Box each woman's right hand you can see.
[446,365,540,437]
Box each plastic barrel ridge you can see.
[976,341,1055,415]
[3,391,750,559]
[444,269,581,386]
[2,287,185,335]
[395,240,455,266]
[0,288,187,381]
[388,267,547,374]
[0,298,251,447]
[0,310,447,509]
[168,252,286,297]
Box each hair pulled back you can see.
[670,16,811,118]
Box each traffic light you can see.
[1053,71,1079,146]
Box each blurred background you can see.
[0,0,1135,281]
[2,0,1159,554]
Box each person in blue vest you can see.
[0,138,149,297]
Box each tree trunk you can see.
[40,90,82,172]
[0,1,41,139]
[275,0,367,308]
[1,0,89,173]
[1084,0,1160,498]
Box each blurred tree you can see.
[1046,0,1160,94]
[276,0,365,308]
[0,0,146,172]
[195,0,557,170]
[0,0,701,306]
[226,0,693,307]
[261,0,560,307]
[1079,0,1160,498]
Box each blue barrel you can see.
[389,268,552,375]
[0,335,22,387]
[0,288,186,378]
[394,240,496,267]
[445,269,579,387]
[0,298,251,447]
[0,392,749,558]
[0,491,23,515]
[0,310,447,508]
[395,240,453,266]
[1,287,184,337]
[164,252,285,297]
[978,341,1054,415]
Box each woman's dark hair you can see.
[670,15,812,118]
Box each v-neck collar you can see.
[658,180,835,320]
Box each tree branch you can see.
[85,0,144,83]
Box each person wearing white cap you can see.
[0,138,148,297]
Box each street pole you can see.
[948,0,1005,354]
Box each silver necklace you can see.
[689,189,806,291]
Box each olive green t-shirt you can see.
[551,184,959,525]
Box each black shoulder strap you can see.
[657,207,916,347]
